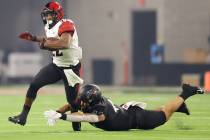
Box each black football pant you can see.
[129,106,166,130]
[26,62,81,109]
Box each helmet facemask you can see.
[41,9,58,29]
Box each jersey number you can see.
[53,50,63,57]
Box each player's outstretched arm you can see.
[19,31,44,43]
[63,112,105,123]
[44,110,105,126]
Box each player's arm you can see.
[19,31,44,43]
[42,21,75,50]
[18,31,50,50]
[44,110,105,126]
[63,104,107,123]
[62,112,106,123]
[41,33,71,50]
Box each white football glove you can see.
[44,110,62,126]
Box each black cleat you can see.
[8,115,26,126]
[196,87,205,94]
[72,122,81,131]
[182,84,204,96]
[176,102,190,115]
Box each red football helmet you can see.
[41,1,64,28]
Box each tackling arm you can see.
[44,110,105,126]
[63,112,106,123]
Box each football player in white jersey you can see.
[8,1,83,131]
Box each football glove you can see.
[44,110,62,126]
[19,31,37,42]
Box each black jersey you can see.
[81,97,136,131]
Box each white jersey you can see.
[45,19,82,67]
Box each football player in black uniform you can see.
[44,84,204,131]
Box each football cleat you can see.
[72,122,81,131]
[8,115,26,126]
[182,84,204,96]
[196,87,204,94]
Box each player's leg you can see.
[133,107,167,130]
[8,63,61,125]
[57,104,71,113]
[135,84,204,130]
[60,63,82,131]
[161,84,204,121]
[161,96,184,121]
[155,102,190,115]
[63,83,81,131]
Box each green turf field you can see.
[0,89,210,140]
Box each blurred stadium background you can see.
[1,0,210,87]
[0,0,210,139]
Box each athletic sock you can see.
[179,92,189,101]
[21,105,31,118]
[176,102,190,115]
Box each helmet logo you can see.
[86,89,97,103]
[49,2,60,10]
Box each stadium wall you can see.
[66,0,210,86]
[1,0,210,86]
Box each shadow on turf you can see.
[4,129,148,134]
[3,130,106,134]
[27,130,136,134]
[23,129,171,134]
[175,120,193,130]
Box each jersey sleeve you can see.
[58,21,75,36]
[92,104,106,115]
